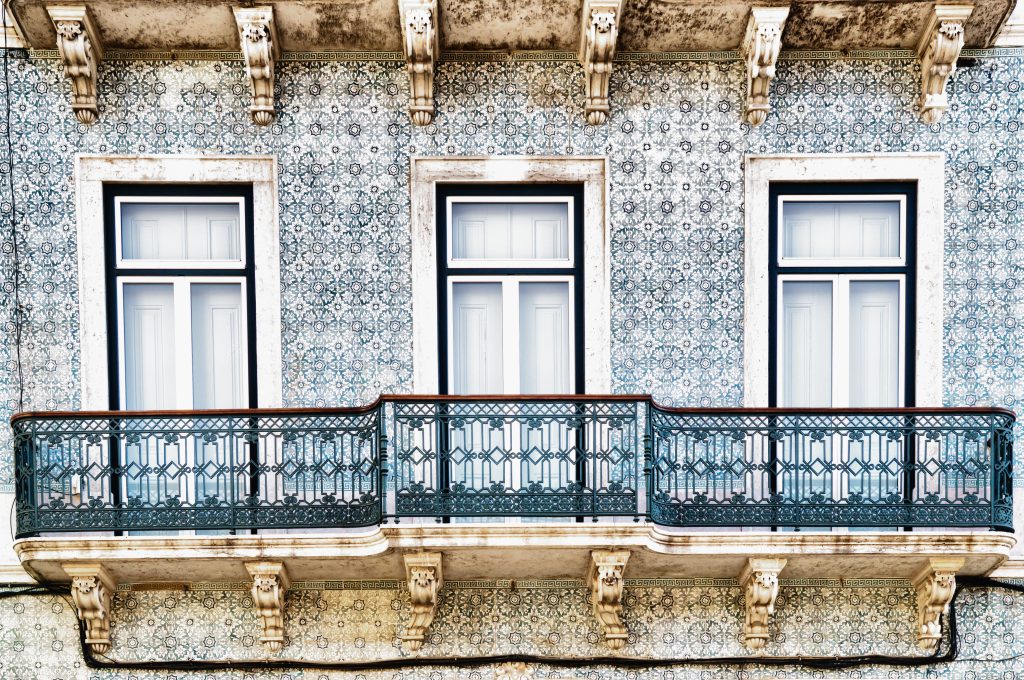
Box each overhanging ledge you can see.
[14,526,1016,585]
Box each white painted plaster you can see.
[743,153,945,408]
[74,155,283,409]
[409,156,611,394]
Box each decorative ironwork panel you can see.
[13,409,383,536]
[390,399,640,520]
[648,408,1015,530]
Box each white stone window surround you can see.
[74,154,283,409]
[409,156,612,394]
[743,153,944,408]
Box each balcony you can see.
[11,397,1017,586]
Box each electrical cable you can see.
[2,577,1022,672]
[1,0,25,413]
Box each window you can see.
[770,183,916,408]
[105,186,257,411]
[438,185,584,395]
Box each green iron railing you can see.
[11,397,1015,536]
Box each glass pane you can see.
[121,202,241,262]
[780,281,832,407]
[122,283,176,410]
[848,281,901,407]
[451,202,569,261]
[191,283,247,409]
[519,282,571,394]
[782,200,900,260]
[451,282,504,394]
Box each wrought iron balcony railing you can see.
[11,397,1014,537]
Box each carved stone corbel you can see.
[401,552,443,650]
[916,5,973,124]
[233,7,280,126]
[741,6,789,127]
[245,561,291,653]
[913,557,964,650]
[588,550,630,649]
[63,563,116,654]
[739,557,787,651]
[579,0,623,125]
[398,0,438,126]
[46,6,103,125]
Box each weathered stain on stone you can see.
[439,0,581,51]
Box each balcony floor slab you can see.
[13,525,1016,586]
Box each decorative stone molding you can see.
[913,557,964,650]
[62,563,115,654]
[233,7,280,126]
[398,0,438,126]
[741,6,789,127]
[739,557,787,650]
[401,552,443,650]
[916,5,973,124]
[46,6,103,125]
[587,549,630,649]
[578,0,623,125]
[245,561,291,653]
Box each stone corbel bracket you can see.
[398,0,439,126]
[913,557,964,650]
[234,6,280,126]
[47,5,103,125]
[63,562,116,654]
[741,6,790,127]
[739,557,787,651]
[401,552,443,650]
[916,5,973,124]
[588,550,630,649]
[579,0,624,125]
[245,561,291,653]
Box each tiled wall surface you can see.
[0,53,1021,487]
[0,580,1021,678]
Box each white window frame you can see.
[410,157,611,393]
[776,194,908,269]
[446,195,576,269]
[114,196,247,270]
[116,275,250,410]
[446,274,577,394]
[776,273,907,408]
[75,154,283,410]
[744,154,945,408]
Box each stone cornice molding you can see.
[588,549,630,649]
[245,561,291,653]
[739,557,786,651]
[741,6,789,127]
[401,551,443,650]
[912,557,964,650]
[233,6,280,126]
[916,4,973,124]
[579,0,623,125]
[46,5,103,125]
[398,0,438,126]
[62,562,116,654]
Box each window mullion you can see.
[173,279,195,410]
[503,279,520,395]
[833,275,850,409]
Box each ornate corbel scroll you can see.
[741,6,789,126]
[588,550,630,649]
[233,7,280,126]
[579,0,623,125]
[46,6,103,125]
[401,552,443,650]
[916,5,973,124]
[63,563,116,654]
[245,561,291,653]
[913,557,964,650]
[398,0,438,126]
[739,557,787,651]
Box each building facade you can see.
[1,0,1024,678]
